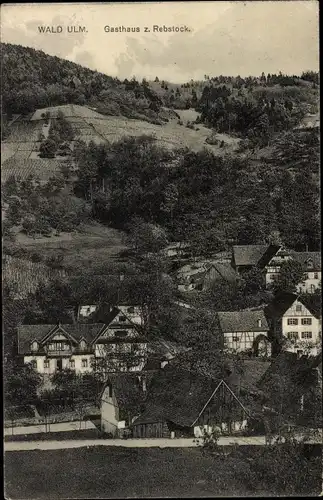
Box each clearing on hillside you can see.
[14,223,128,273]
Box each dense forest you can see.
[71,134,320,252]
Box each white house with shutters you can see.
[265,293,321,356]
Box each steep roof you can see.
[265,292,321,320]
[132,366,216,427]
[17,324,103,354]
[225,359,271,395]
[217,310,269,333]
[290,251,321,271]
[232,245,268,267]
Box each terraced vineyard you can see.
[3,255,66,299]
[1,157,67,182]
[1,104,241,183]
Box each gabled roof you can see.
[177,262,237,286]
[290,251,321,271]
[217,310,269,333]
[17,324,103,354]
[92,307,145,344]
[232,245,268,267]
[132,366,216,427]
[257,245,281,269]
[265,292,321,320]
[132,358,270,428]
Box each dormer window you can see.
[31,341,39,352]
[307,259,313,269]
[257,319,262,328]
[80,340,87,350]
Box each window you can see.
[301,332,312,339]
[314,272,319,280]
[287,332,298,340]
[307,260,313,269]
[287,318,298,325]
[119,316,126,322]
[69,359,75,369]
[295,305,302,312]
[31,341,39,352]
[80,340,87,350]
[31,360,37,369]
[310,285,315,293]
[114,330,128,338]
[232,336,240,342]
[127,307,135,314]
[44,360,49,369]
[301,318,312,325]
[81,359,88,368]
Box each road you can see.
[5,433,322,452]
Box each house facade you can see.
[265,293,321,356]
[291,251,321,294]
[217,310,272,357]
[231,244,321,293]
[18,305,148,375]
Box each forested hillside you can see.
[1,43,163,122]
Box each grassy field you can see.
[5,445,321,499]
[14,223,128,272]
[4,446,262,499]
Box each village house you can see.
[217,309,271,357]
[161,242,192,260]
[290,251,321,294]
[100,373,150,437]
[231,244,292,287]
[131,360,270,438]
[177,261,237,293]
[18,305,149,375]
[265,292,322,357]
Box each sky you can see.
[1,1,319,82]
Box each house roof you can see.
[232,245,268,267]
[290,251,321,271]
[101,373,151,413]
[225,359,271,395]
[217,310,269,333]
[265,292,321,320]
[257,245,281,269]
[177,262,237,286]
[132,358,270,428]
[17,324,103,354]
[132,366,216,427]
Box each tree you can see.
[126,217,168,255]
[4,360,42,407]
[39,138,57,158]
[271,260,305,294]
